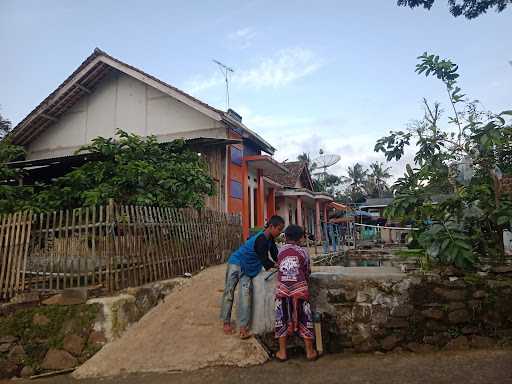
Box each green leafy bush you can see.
[376,53,512,268]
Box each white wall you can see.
[26,72,226,160]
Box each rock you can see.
[41,349,78,370]
[492,266,512,274]
[385,318,409,329]
[32,313,50,326]
[406,342,436,353]
[392,346,404,353]
[355,337,378,353]
[20,366,34,378]
[371,304,390,325]
[444,336,469,350]
[380,335,401,351]
[0,359,19,379]
[441,266,463,277]
[0,342,12,353]
[42,288,87,305]
[356,288,378,303]
[470,336,496,349]
[88,330,107,348]
[448,309,471,324]
[472,290,487,299]
[61,318,84,336]
[327,288,357,303]
[461,326,479,335]
[434,287,466,301]
[352,304,372,323]
[0,336,18,344]
[423,334,446,346]
[390,304,414,318]
[421,308,444,320]
[8,345,26,364]
[134,288,159,313]
[63,334,85,356]
[9,292,40,305]
[426,321,448,331]
[447,302,466,311]
[467,300,482,311]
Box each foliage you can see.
[35,130,215,210]
[397,0,511,19]
[376,52,512,268]
[0,130,216,213]
[0,304,99,370]
[297,150,343,194]
[0,112,11,138]
[367,162,393,198]
[0,113,34,213]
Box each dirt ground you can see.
[11,349,512,384]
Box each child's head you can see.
[284,225,305,244]
[265,215,285,238]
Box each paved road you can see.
[23,349,512,384]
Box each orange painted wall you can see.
[227,128,244,215]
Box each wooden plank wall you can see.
[0,204,242,298]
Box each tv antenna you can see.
[213,59,234,110]
[313,151,341,191]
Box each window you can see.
[230,146,243,166]
[230,180,243,199]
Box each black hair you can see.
[284,224,304,242]
[265,215,285,228]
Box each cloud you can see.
[235,107,412,182]
[184,47,325,93]
[227,27,257,49]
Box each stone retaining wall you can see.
[315,267,512,353]
[254,266,512,354]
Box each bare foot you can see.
[306,349,318,361]
[239,327,252,339]
[223,322,234,335]
[275,350,288,362]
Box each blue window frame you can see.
[230,146,243,166]
[230,180,243,199]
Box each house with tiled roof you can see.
[7,49,340,239]
[266,161,346,241]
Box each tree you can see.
[297,152,317,174]
[0,112,33,213]
[33,130,215,211]
[375,52,512,268]
[367,162,393,198]
[297,150,342,194]
[0,130,216,214]
[397,0,511,19]
[0,112,11,139]
[346,163,369,203]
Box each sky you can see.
[1,0,511,180]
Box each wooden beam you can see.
[76,83,91,93]
[40,113,58,122]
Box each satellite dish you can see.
[312,153,341,191]
[314,154,341,171]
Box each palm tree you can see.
[346,163,368,203]
[297,152,317,173]
[368,162,392,198]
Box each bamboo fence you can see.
[0,203,242,299]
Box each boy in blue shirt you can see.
[220,215,285,339]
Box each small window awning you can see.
[244,155,289,175]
